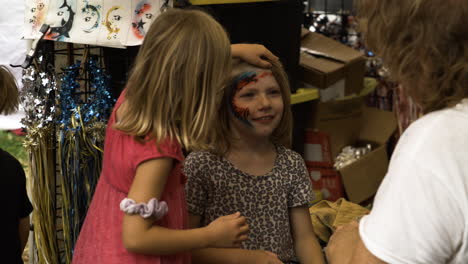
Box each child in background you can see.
[184,59,325,264]
[0,65,33,264]
[73,9,278,264]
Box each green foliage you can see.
[0,130,28,168]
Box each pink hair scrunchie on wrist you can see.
[120,198,168,220]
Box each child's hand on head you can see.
[205,211,249,248]
[231,44,279,68]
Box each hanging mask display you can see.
[23,0,172,47]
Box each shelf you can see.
[191,0,274,4]
[291,88,319,105]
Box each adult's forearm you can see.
[325,222,362,264]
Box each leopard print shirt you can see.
[184,146,314,262]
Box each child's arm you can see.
[121,158,249,255]
[290,206,325,264]
[189,214,283,264]
[231,44,279,68]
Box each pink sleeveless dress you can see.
[72,93,190,264]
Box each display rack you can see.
[22,40,107,264]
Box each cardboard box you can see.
[304,129,333,168]
[299,31,365,98]
[305,97,397,204]
[308,167,345,202]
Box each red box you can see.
[308,167,344,202]
[304,129,333,168]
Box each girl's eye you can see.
[269,89,281,95]
[240,93,255,98]
[85,17,91,22]
[31,8,36,12]
[57,11,64,16]
[145,13,153,19]
[114,15,122,21]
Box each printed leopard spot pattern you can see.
[184,146,314,262]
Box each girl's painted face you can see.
[230,70,284,139]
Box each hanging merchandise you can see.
[334,144,373,170]
[21,49,114,263]
[21,55,61,264]
[23,0,171,47]
[57,57,114,263]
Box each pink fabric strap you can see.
[119,198,168,219]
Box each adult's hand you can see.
[325,221,360,264]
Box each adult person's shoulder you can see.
[392,100,468,172]
[357,102,468,264]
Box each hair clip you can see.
[11,24,50,69]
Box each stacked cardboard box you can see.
[299,30,366,101]
[299,30,397,204]
[304,97,397,204]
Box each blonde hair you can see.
[114,9,231,151]
[0,65,20,115]
[212,58,293,155]
[355,0,468,113]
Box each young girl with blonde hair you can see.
[72,8,277,264]
[184,59,325,264]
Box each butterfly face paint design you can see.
[230,71,276,128]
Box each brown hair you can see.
[114,9,231,151]
[355,0,468,113]
[0,65,20,115]
[212,58,293,155]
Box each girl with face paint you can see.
[185,59,325,264]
